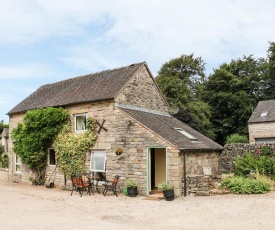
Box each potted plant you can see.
[157,182,174,201]
[125,179,138,197]
[114,146,123,156]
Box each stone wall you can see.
[220,143,275,172]
[186,175,212,196]
[115,65,168,112]
[248,122,275,144]
[186,151,220,177]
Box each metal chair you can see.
[71,174,93,197]
[102,175,120,197]
[95,172,106,194]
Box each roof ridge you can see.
[43,61,146,87]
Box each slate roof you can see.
[8,62,145,115]
[118,106,224,151]
[248,99,275,123]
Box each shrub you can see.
[234,153,256,176]
[125,179,138,188]
[0,152,9,168]
[157,182,174,191]
[221,176,270,194]
[226,134,248,144]
[234,153,275,180]
[259,146,274,157]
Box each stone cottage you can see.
[7,62,223,197]
[248,99,275,144]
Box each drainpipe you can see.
[181,150,187,197]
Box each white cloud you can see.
[0,63,56,79]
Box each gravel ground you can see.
[1,170,275,230]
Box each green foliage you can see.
[157,182,174,191]
[202,55,267,144]
[156,54,215,139]
[221,176,270,194]
[234,151,275,180]
[53,118,96,177]
[0,145,4,156]
[259,146,274,157]
[226,133,248,144]
[11,107,70,182]
[0,152,8,168]
[0,120,8,135]
[125,179,138,188]
[234,153,256,176]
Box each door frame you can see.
[146,147,167,195]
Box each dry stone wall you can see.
[220,143,275,172]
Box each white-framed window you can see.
[74,114,87,132]
[48,148,56,166]
[15,155,21,173]
[90,151,106,172]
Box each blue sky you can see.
[1,0,275,123]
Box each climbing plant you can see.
[12,107,70,185]
[53,118,97,179]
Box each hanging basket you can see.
[114,146,124,156]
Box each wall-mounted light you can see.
[126,120,132,126]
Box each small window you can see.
[48,149,56,166]
[90,151,106,172]
[174,128,198,141]
[15,155,21,173]
[75,114,87,132]
[260,111,268,117]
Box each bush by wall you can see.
[221,176,270,194]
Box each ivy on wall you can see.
[53,118,97,177]
[12,107,70,184]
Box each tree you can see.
[266,41,275,99]
[0,120,8,135]
[156,54,215,139]
[12,107,70,184]
[203,55,268,144]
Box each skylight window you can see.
[260,111,268,117]
[174,128,198,141]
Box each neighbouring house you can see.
[248,99,275,144]
[1,128,9,153]
[7,62,223,197]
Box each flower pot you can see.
[163,189,174,201]
[127,186,138,197]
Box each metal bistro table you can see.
[87,174,102,194]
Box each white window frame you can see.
[48,148,56,166]
[90,151,106,172]
[74,114,87,132]
[15,155,22,173]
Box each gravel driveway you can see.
[1,170,275,230]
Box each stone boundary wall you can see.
[220,143,275,173]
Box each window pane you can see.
[76,115,86,131]
[90,152,106,172]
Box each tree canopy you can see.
[156,42,275,145]
[156,54,215,139]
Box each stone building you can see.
[7,62,223,197]
[248,99,275,144]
